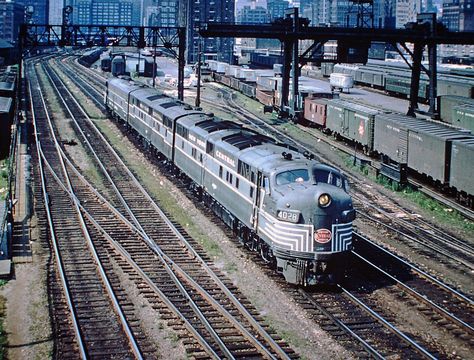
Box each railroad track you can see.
[28,59,145,359]
[33,56,298,359]
[56,55,474,358]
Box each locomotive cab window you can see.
[275,169,309,186]
[313,168,345,189]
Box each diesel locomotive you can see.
[105,77,355,286]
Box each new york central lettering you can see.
[215,150,235,167]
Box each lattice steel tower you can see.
[347,0,374,28]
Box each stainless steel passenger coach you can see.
[105,77,356,286]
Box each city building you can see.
[0,0,24,43]
[71,0,141,26]
[441,0,474,31]
[48,0,63,25]
[267,0,289,21]
[237,4,269,23]
[144,0,179,27]
[185,0,235,64]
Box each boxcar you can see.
[256,88,274,106]
[239,81,256,98]
[438,95,474,123]
[407,123,472,185]
[304,98,329,127]
[256,75,278,91]
[437,79,474,98]
[373,113,420,164]
[326,99,382,151]
[230,76,240,90]
[320,62,334,77]
[450,138,474,197]
[451,104,474,133]
[220,74,231,87]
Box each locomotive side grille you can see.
[259,211,313,252]
[331,223,352,252]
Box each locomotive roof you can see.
[108,77,143,93]
[239,143,307,173]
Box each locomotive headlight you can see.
[318,194,331,207]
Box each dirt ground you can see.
[0,221,53,360]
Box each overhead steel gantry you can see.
[200,11,474,118]
[19,24,187,100]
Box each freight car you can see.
[325,99,385,153]
[78,48,104,68]
[301,97,474,201]
[304,98,329,127]
[451,104,474,133]
[105,77,356,286]
[438,95,474,123]
[373,112,474,201]
[450,139,474,202]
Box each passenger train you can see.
[105,77,356,286]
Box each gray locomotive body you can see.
[105,77,355,286]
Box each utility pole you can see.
[195,38,202,108]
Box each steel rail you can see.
[50,59,292,360]
[355,210,474,270]
[28,75,88,360]
[39,155,223,360]
[57,148,281,360]
[351,192,474,255]
[30,63,143,359]
[41,61,238,359]
[352,250,474,334]
[337,285,438,360]
[297,289,385,360]
[354,232,474,305]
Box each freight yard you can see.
[2,46,474,359]
[0,14,473,360]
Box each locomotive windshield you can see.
[275,169,310,185]
[313,168,349,191]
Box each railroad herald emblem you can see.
[358,121,365,136]
[315,229,332,244]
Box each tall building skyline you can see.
[71,0,140,26]
[185,0,235,64]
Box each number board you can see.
[277,209,300,223]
